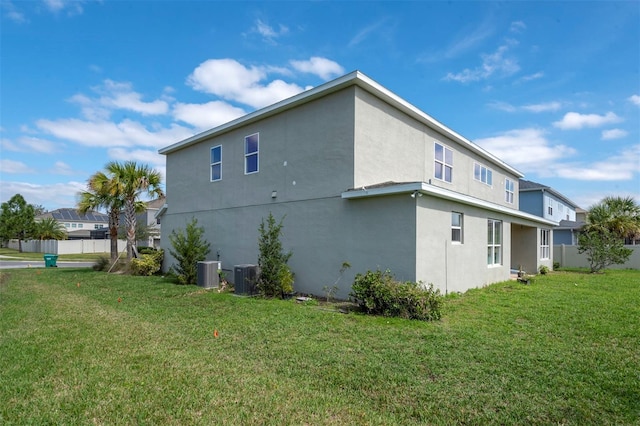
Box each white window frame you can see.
[434,142,453,183]
[474,163,493,186]
[210,145,222,182]
[540,229,550,260]
[451,212,463,244]
[487,219,502,266]
[244,133,259,175]
[505,178,514,204]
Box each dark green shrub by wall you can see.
[349,269,443,321]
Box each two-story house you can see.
[36,208,110,239]
[519,179,583,245]
[158,71,555,297]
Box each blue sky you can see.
[1,0,638,212]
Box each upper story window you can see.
[434,142,453,183]
[474,163,493,186]
[245,133,259,174]
[505,179,515,204]
[451,212,463,243]
[210,145,222,181]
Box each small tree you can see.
[0,194,36,251]
[168,218,211,285]
[257,213,293,298]
[33,218,67,240]
[578,229,633,273]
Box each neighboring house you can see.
[158,71,555,297]
[36,208,109,240]
[139,197,164,248]
[519,179,582,245]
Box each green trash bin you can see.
[44,254,58,268]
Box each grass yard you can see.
[1,268,638,425]
[0,248,105,262]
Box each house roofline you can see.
[158,71,523,177]
[519,180,581,209]
[342,181,557,227]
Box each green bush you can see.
[168,218,211,285]
[539,265,549,275]
[130,250,164,276]
[93,255,111,272]
[257,213,293,298]
[349,269,443,321]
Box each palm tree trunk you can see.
[124,200,137,260]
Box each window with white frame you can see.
[487,219,502,266]
[434,142,453,183]
[210,145,222,181]
[505,179,514,204]
[474,163,493,186]
[540,229,550,259]
[245,133,259,174]
[451,212,463,243]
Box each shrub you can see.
[539,265,549,275]
[553,261,560,270]
[257,213,293,298]
[130,250,164,276]
[93,255,110,272]
[349,269,443,321]
[168,218,211,285]
[578,229,633,273]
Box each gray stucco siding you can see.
[161,194,417,300]
[352,87,520,209]
[415,196,512,293]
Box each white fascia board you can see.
[154,204,168,219]
[342,183,557,227]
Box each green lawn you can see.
[1,268,638,425]
[0,247,105,261]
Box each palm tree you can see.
[77,171,124,262]
[105,161,164,260]
[585,196,640,242]
[33,218,67,240]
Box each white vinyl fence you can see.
[8,239,126,255]
[554,244,640,270]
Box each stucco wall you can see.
[415,196,513,293]
[353,87,521,209]
[161,195,417,300]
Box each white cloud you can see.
[43,0,83,15]
[36,118,194,149]
[187,58,308,109]
[1,136,58,154]
[521,101,562,113]
[290,57,345,80]
[70,80,169,119]
[601,128,628,140]
[49,161,77,176]
[173,101,246,130]
[475,128,576,173]
[253,19,289,43]
[0,159,35,174]
[0,180,86,210]
[629,94,640,106]
[510,21,526,33]
[519,72,544,82]
[445,44,520,83]
[487,100,561,113]
[553,111,623,130]
[348,18,391,47]
[2,1,27,23]
[555,145,640,181]
[108,147,165,168]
